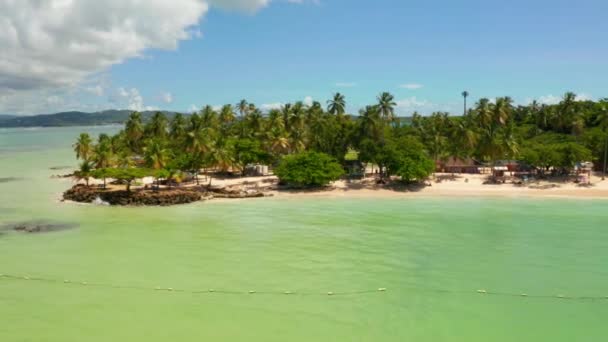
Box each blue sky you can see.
[3,0,608,115]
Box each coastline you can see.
[62,173,608,205]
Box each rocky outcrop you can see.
[63,183,272,206]
[63,185,203,206]
[206,186,273,199]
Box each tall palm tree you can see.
[377,92,396,122]
[169,113,187,142]
[327,93,346,115]
[219,104,236,126]
[144,138,171,170]
[125,112,144,154]
[147,112,168,139]
[236,100,249,118]
[73,133,93,161]
[74,160,93,187]
[462,91,469,115]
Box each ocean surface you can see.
[1,126,607,341]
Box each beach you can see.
[176,172,608,200]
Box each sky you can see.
[1,0,608,116]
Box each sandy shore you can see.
[67,172,608,200]
[207,173,608,200]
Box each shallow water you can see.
[1,127,607,341]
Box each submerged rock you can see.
[1,221,78,234]
[0,177,23,183]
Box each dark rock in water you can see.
[51,173,74,179]
[0,177,23,183]
[63,185,203,206]
[1,221,78,234]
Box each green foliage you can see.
[275,152,344,187]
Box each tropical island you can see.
[63,91,608,206]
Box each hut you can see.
[436,157,480,174]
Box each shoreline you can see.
[59,173,608,205]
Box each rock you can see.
[1,221,78,234]
[63,185,203,206]
[0,177,23,183]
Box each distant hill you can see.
[0,110,416,128]
[0,110,181,128]
[0,114,18,122]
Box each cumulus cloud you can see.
[161,92,174,104]
[0,0,315,114]
[303,96,314,107]
[109,87,156,111]
[261,102,284,111]
[0,0,210,92]
[394,96,453,115]
[399,83,423,90]
[533,93,593,105]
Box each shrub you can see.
[275,152,344,187]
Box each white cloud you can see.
[0,0,211,93]
[85,85,104,97]
[161,92,174,104]
[188,104,200,113]
[394,96,452,115]
[335,82,357,88]
[109,87,156,111]
[536,95,561,105]
[261,102,284,111]
[399,83,423,90]
[533,93,593,106]
[0,0,291,114]
[303,96,314,107]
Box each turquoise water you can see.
[1,127,607,341]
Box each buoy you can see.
[64,280,70,283]
[249,290,256,294]
[167,287,174,291]
[208,289,215,293]
[284,291,293,295]
[520,293,528,297]
[378,288,387,292]
[24,276,30,280]
[327,292,334,296]
[557,294,565,299]
[477,289,487,294]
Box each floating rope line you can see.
[1,273,606,302]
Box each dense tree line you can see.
[73,91,608,189]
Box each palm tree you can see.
[462,91,469,115]
[144,139,171,170]
[236,100,249,118]
[125,112,144,154]
[74,160,93,187]
[147,112,168,139]
[169,113,187,142]
[327,93,346,115]
[377,92,396,122]
[219,104,236,126]
[596,100,608,180]
[73,133,93,161]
